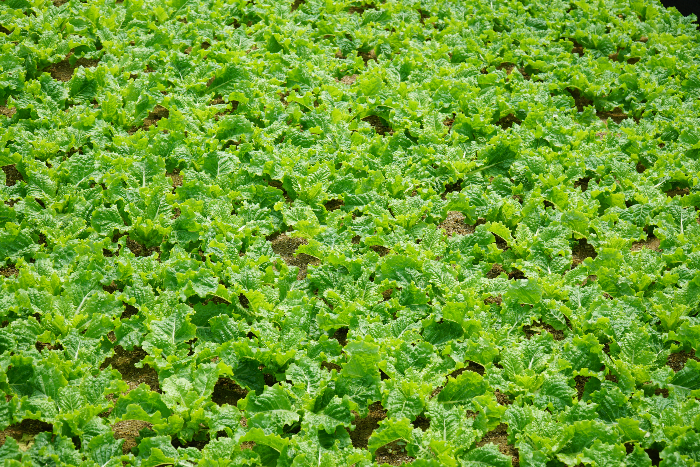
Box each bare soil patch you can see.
[567,88,592,112]
[631,235,660,252]
[362,115,392,135]
[523,321,565,341]
[324,199,344,211]
[269,234,320,280]
[665,187,689,198]
[348,3,378,14]
[112,420,152,455]
[573,176,590,192]
[574,375,590,401]
[338,74,358,85]
[496,113,521,129]
[45,52,100,82]
[375,440,415,465]
[0,264,18,277]
[2,165,24,186]
[349,401,385,449]
[101,346,160,392]
[667,350,699,372]
[438,211,475,236]
[0,106,15,118]
[166,168,183,187]
[211,378,248,406]
[476,423,519,467]
[126,238,160,258]
[571,238,597,267]
[0,419,53,449]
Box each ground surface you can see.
[1,0,700,466]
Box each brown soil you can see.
[443,113,455,129]
[487,263,505,279]
[0,419,53,449]
[112,420,152,455]
[269,234,320,280]
[362,115,392,135]
[438,211,475,236]
[143,105,169,130]
[636,164,647,175]
[381,288,393,301]
[571,238,597,267]
[291,0,305,11]
[412,415,430,431]
[359,49,377,65]
[573,176,590,192]
[126,238,160,258]
[211,378,249,406]
[210,97,238,120]
[332,327,348,346]
[597,108,629,124]
[484,295,502,305]
[496,113,521,130]
[100,346,160,392]
[44,52,100,82]
[631,235,660,252]
[0,106,15,118]
[665,187,689,198]
[370,245,391,256]
[2,165,24,186]
[495,390,511,405]
[476,423,519,466]
[574,375,589,401]
[267,179,292,203]
[166,168,183,187]
[122,304,140,320]
[374,440,415,465]
[349,401,386,449]
[324,199,344,211]
[567,88,592,112]
[522,321,565,341]
[442,179,462,199]
[496,62,515,75]
[450,361,485,377]
[338,74,358,85]
[666,350,699,372]
[52,0,69,5]
[348,3,378,14]
[321,361,342,372]
[0,264,18,277]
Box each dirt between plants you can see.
[476,423,519,467]
[631,235,660,252]
[0,419,53,450]
[0,264,18,277]
[667,350,699,372]
[523,321,565,341]
[351,401,416,465]
[438,211,475,236]
[112,420,152,455]
[0,106,15,118]
[2,164,24,186]
[269,233,320,280]
[44,52,100,82]
[211,377,249,406]
[571,238,597,267]
[100,345,160,393]
[129,106,169,134]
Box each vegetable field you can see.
[2,0,700,465]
